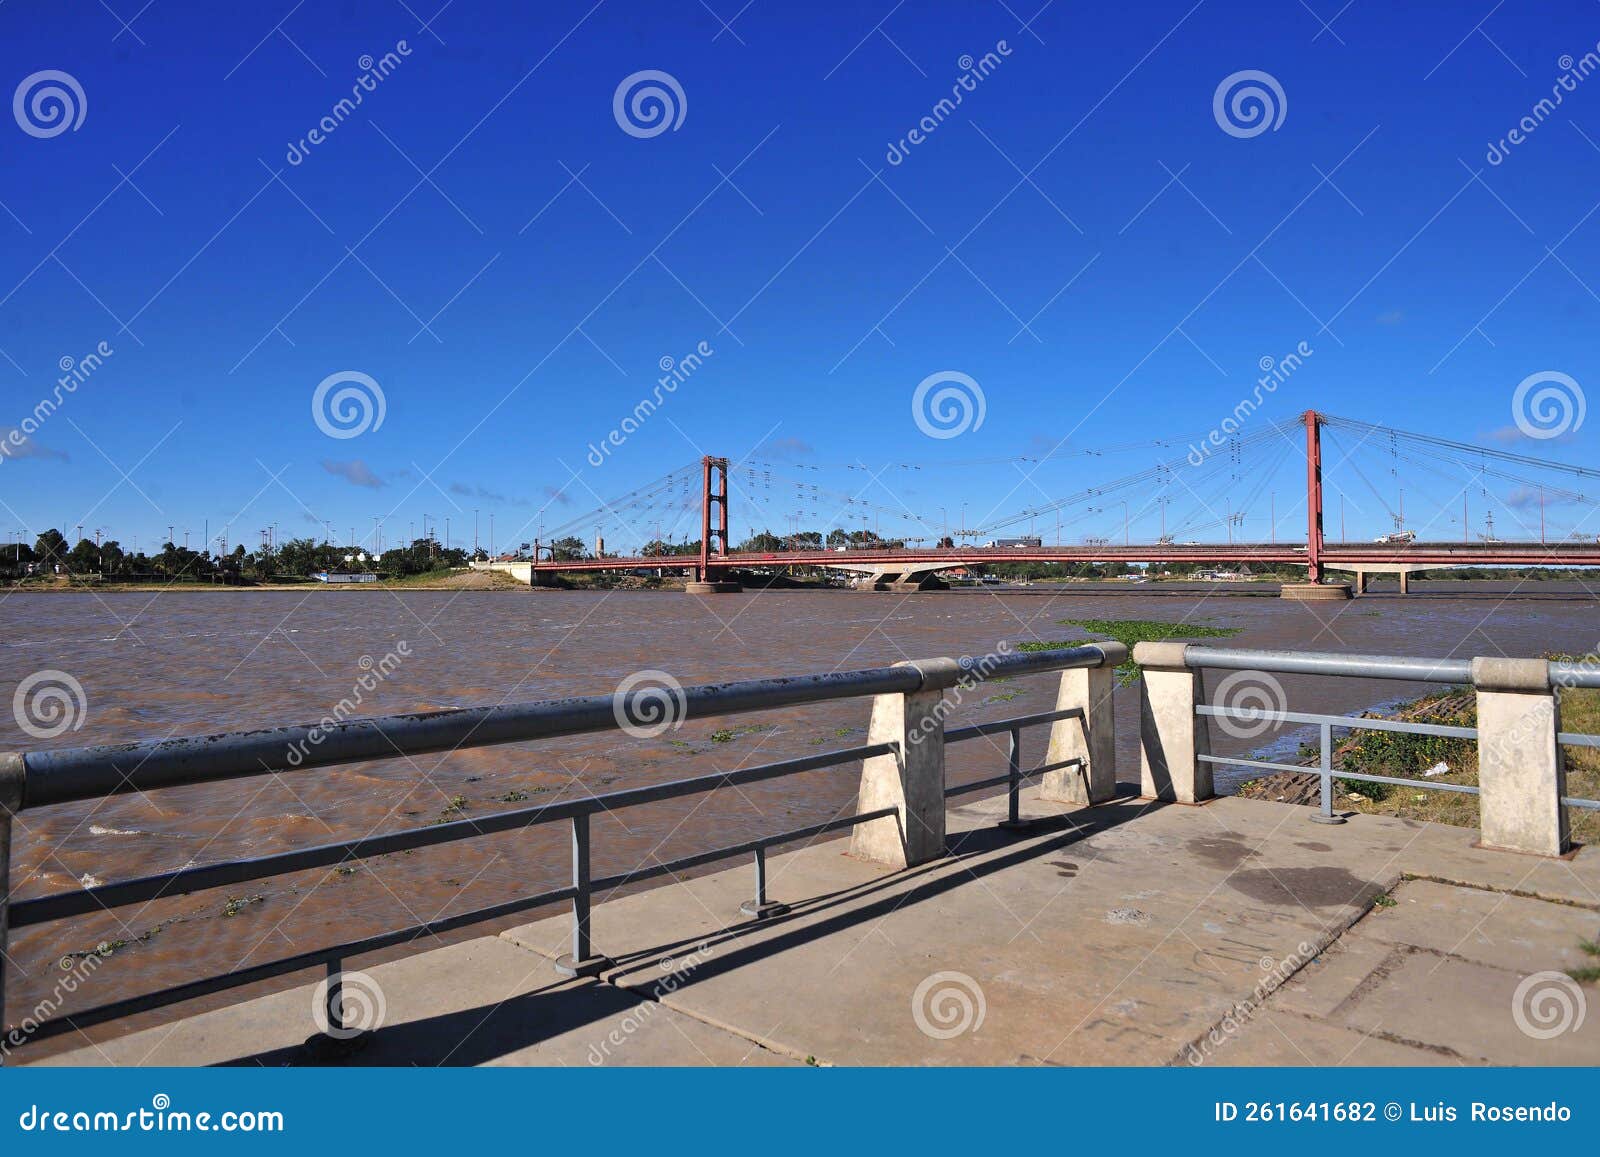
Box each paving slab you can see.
[1204,1010,1478,1067]
[29,935,792,1068]
[1269,936,1398,1020]
[1359,879,1600,973]
[1329,949,1599,1065]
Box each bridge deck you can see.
[29,792,1600,1067]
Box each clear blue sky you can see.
[2,0,1597,553]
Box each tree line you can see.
[3,529,482,583]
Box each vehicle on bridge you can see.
[1374,529,1417,544]
[982,536,1043,548]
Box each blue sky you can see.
[2,0,1598,554]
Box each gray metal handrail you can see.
[0,641,1120,1055]
[1183,644,1600,689]
[1184,650,1600,825]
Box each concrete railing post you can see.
[0,753,23,1065]
[1041,643,1128,806]
[850,658,963,869]
[1471,657,1568,857]
[1133,641,1212,803]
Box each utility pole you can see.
[1540,486,1546,544]
[1270,492,1276,544]
[489,513,494,558]
[474,509,479,553]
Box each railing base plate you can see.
[300,1030,373,1061]
[1309,812,1347,825]
[739,900,791,920]
[554,953,615,979]
[996,817,1048,832]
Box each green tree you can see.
[549,536,588,561]
[33,529,68,566]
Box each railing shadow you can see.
[216,788,1155,1066]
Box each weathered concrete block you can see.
[1133,641,1212,803]
[1471,657,1568,857]
[849,658,963,869]
[1041,654,1120,806]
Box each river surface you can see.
[2,584,1596,1047]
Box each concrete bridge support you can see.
[1040,650,1125,806]
[1471,658,1570,858]
[1132,642,1213,804]
[849,659,963,869]
[1342,566,1422,596]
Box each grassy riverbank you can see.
[1237,671,1600,845]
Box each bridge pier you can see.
[685,580,741,594]
[1280,581,1351,601]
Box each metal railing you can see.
[1185,646,1600,825]
[0,642,1120,1055]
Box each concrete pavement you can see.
[27,790,1600,1067]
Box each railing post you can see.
[556,812,613,977]
[1007,728,1021,823]
[849,658,963,869]
[1310,720,1344,824]
[739,845,790,920]
[1132,641,1212,803]
[1471,657,1568,857]
[0,753,22,1067]
[1041,643,1126,806]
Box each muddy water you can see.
[2,585,1595,1043]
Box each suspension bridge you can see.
[477,411,1600,596]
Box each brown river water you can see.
[2,582,1596,1050]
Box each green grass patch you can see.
[1018,618,1241,683]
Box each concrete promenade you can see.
[29,789,1600,1067]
